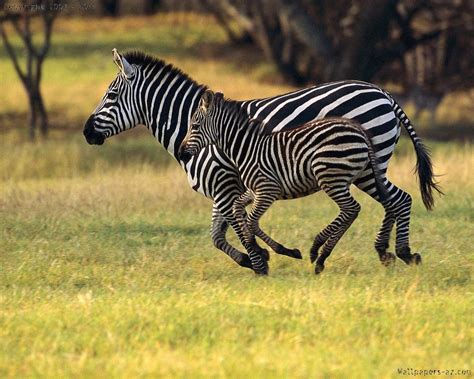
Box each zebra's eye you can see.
[191,122,200,131]
[107,92,118,101]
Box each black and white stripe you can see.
[83,50,439,269]
[180,91,392,274]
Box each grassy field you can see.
[1,13,473,379]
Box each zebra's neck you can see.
[140,65,206,160]
[218,113,268,172]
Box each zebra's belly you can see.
[278,187,321,200]
[276,170,320,200]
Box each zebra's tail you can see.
[390,97,443,210]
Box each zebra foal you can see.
[179,90,392,275]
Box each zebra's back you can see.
[260,118,372,200]
[242,80,399,167]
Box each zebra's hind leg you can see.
[373,206,397,266]
[354,172,397,266]
[210,203,252,269]
[313,186,361,274]
[355,176,421,265]
[390,190,422,265]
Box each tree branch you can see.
[39,11,55,59]
[0,23,28,86]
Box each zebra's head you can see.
[84,49,143,145]
[178,90,223,162]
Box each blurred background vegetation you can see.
[0,0,473,141]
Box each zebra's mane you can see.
[216,97,267,134]
[122,50,204,88]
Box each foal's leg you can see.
[312,186,361,274]
[235,192,270,261]
[233,187,280,275]
[210,203,252,269]
[240,191,303,259]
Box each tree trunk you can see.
[27,93,37,140]
[1,3,56,140]
[101,0,120,17]
[36,89,48,137]
[334,0,398,81]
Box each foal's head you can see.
[178,90,224,162]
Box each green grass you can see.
[1,13,473,379]
[1,133,473,378]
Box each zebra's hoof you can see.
[412,253,422,265]
[276,246,303,259]
[380,252,396,266]
[257,248,270,261]
[396,251,421,265]
[310,251,318,264]
[237,254,253,269]
[251,255,269,275]
[314,263,325,275]
[288,248,303,259]
[253,263,269,276]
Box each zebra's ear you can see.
[112,48,134,79]
[200,90,215,113]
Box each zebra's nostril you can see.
[178,147,192,163]
[83,115,95,134]
[83,114,106,145]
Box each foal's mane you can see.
[215,96,267,133]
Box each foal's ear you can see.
[200,89,215,112]
[112,48,134,79]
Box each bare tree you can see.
[0,1,57,139]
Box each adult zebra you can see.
[83,49,440,271]
[179,91,392,275]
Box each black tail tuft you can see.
[414,141,444,210]
[385,91,444,210]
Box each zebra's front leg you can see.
[233,189,279,275]
[236,191,270,261]
[213,194,270,266]
[240,190,302,259]
[210,203,252,269]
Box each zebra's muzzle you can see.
[83,115,105,145]
[178,145,194,164]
